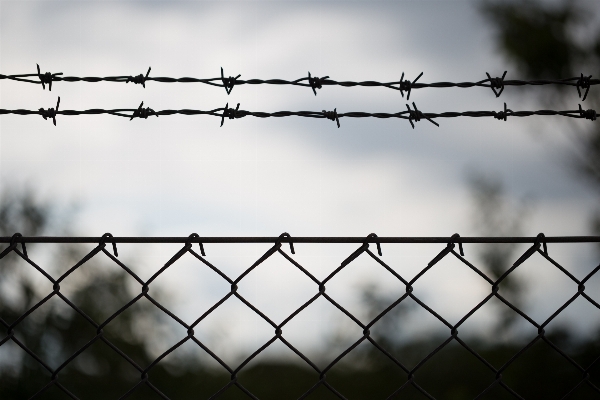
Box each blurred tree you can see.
[481,0,588,79]
[480,0,600,234]
[468,172,530,334]
[0,186,222,399]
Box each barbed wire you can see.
[1,233,599,399]
[1,98,597,128]
[0,65,597,100]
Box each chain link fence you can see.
[1,234,599,399]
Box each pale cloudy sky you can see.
[1,1,598,359]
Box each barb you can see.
[494,102,512,121]
[130,101,157,121]
[579,104,597,121]
[1,234,598,399]
[221,67,240,95]
[36,64,63,91]
[577,73,592,101]
[405,102,439,129]
[2,66,599,99]
[486,71,507,98]
[220,102,241,127]
[127,67,151,88]
[38,97,60,126]
[322,108,340,128]
[308,72,329,96]
[2,102,596,128]
[399,72,423,100]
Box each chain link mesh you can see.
[1,234,599,399]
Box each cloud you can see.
[1,0,597,355]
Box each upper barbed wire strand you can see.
[1,66,598,100]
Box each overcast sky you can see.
[1,0,599,360]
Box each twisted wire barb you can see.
[1,99,596,128]
[1,234,599,399]
[1,65,598,100]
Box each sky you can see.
[1,0,599,362]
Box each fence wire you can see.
[1,66,597,100]
[0,99,597,128]
[1,233,599,399]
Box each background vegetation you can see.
[2,0,600,398]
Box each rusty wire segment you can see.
[0,66,597,100]
[1,234,599,399]
[0,99,597,128]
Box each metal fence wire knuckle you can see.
[536,232,548,255]
[322,108,340,128]
[127,66,151,88]
[10,232,27,257]
[451,233,464,256]
[278,232,294,254]
[221,67,240,95]
[39,96,60,126]
[188,233,205,256]
[101,233,118,257]
[486,71,507,98]
[577,73,592,101]
[36,63,62,91]
[578,104,597,121]
[366,233,382,256]
[308,71,328,96]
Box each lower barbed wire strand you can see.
[0,105,595,126]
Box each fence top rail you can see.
[1,235,599,244]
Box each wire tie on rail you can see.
[399,72,422,101]
[494,102,512,121]
[188,233,205,256]
[451,233,464,256]
[221,67,240,95]
[406,102,439,129]
[39,97,60,126]
[101,233,118,257]
[486,71,507,98]
[130,101,157,121]
[220,102,241,127]
[127,67,151,88]
[579,104,597,121]
[366,233,382,256]
[536,233,548,255]
[322,108,340,128]
[278,232,295,254]
[577,73,592,101]
[308,72,329,96]
[10,233,27,258]
[36,64,62,91]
